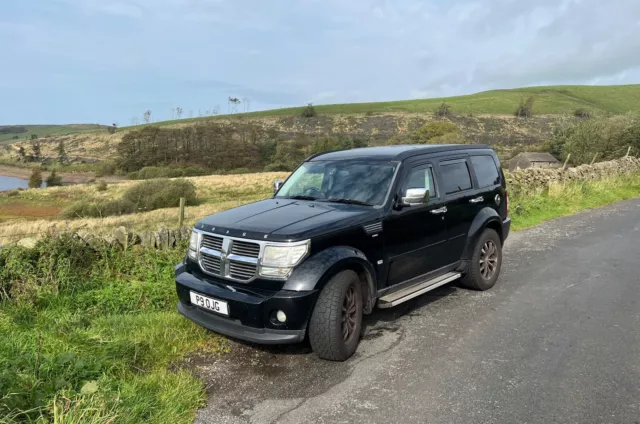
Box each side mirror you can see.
[273,179,284,193]
[401,188,429,206]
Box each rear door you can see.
[437,157,476,263]
[469,154,503,217]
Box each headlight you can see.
[187,230,200,260]
[259,240,309,278]
[262,241,309,267]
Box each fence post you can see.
[590,153,598,165]
[178,197,185,227]
[563,153,571,170]
[625,146,631,157]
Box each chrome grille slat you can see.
[230,240,260,258]
[201,235,223,251]
[201,254,221,274]
[229,261,257,280]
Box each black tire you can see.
[309,270,363,361]
[460,228,502,291]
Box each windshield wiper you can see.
[283,195,318,201]
[326,198,373,206]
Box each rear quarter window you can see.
[470,155,501,188]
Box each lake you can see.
[0,175,30,191]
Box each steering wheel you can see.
[304,187,325,199]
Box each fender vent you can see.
[363,222,383,235]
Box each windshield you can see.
[276,160,397,206]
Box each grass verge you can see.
[509,173,640,231]
[0,236,228,423]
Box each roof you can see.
[512,152,559,163]
[309,144,491,162]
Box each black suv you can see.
[175,145,510,360]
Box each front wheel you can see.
[460,228,502,291]
[309,270,363,361]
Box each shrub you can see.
[515,96,535,118]
[7,190,19,197]
[45,170,63,187]
[264,163,291,172]
[574,108,591,118]
[301,103,317,118]
[96,180,108,191]
[225,167,250,175]
[122,179,197,211]
[435,102,451,117]
[410,121,460,144]
[95,161,118,177]
[59,199,136,219]
[28,167,42,189]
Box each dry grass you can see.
[0,172,289,243]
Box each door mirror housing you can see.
[401,188,429,206]
[273,179,284,193]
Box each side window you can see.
[405,166,436,198]
[471,155,500,188]
[440,160,472,195]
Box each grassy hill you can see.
[0,124,106,144]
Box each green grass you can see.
[510,173,640,231]
[116,84,640,130]
[0,125,106,144]
[0,236,227,423]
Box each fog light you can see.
[276,310,287,323]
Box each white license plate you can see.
[189,291,229,316]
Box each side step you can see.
[378,272,461,308]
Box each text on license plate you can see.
[189,291,229,316]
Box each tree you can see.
[107,123,117,134]
[46,170,63,187]
[228,97,241,113]
[57,140,68,165]
[176,107,183,119]
[30,134,38,140]
[18,146,26,160]
[31,140,41,161]
[242,97,251,113]
[301,103,317,118]
[29,167,42,189]
[144,110,152,124]
[212,105,220,116]
[435,102,451,118]
[515,96,535,118]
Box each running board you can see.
[378,272,461,308]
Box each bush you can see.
[574,108,591,118]
[122,179,197,211]
[7,190,19,197]
[225,167,250,175]
[45,170,63,187]
[59,199,136,219]
[96,180,108,191]
[264,163,291,172]
[515,96,535,118]
[95,161,118,177]
[28,167,42,189]
[435,102,451,117]
[410,121,460,144]
[301,103,317,118]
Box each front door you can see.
[384,163,450,286]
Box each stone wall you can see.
[505,157,640,196]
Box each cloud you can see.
[2,0,640,124]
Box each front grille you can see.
[201,254,221,274]
[229,261,256,280]
[230,240,260,258]
[201,234,223,251]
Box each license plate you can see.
[189,291,229,316]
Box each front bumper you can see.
[175,263,317,345]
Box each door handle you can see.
[430,206,447,215]
[469,196,484,204]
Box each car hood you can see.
[194,198,379,241]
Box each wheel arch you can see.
[461,207,503,261]
[282,246,378,314]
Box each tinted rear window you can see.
[440,161,472,194]
[471,155,500,188]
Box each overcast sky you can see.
[2,0,639,125]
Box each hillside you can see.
[0,124,107,144]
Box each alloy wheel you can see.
[479,240,499,280]
[341,284,358,342]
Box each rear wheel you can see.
[460,228,502,291]
[309,270,363,361]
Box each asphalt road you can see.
[193,198,640,424]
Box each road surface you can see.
[192,198,640,424]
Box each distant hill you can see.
[0,124,107,144]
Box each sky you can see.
[1,0,640,125]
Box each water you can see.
[0,175,30,191]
